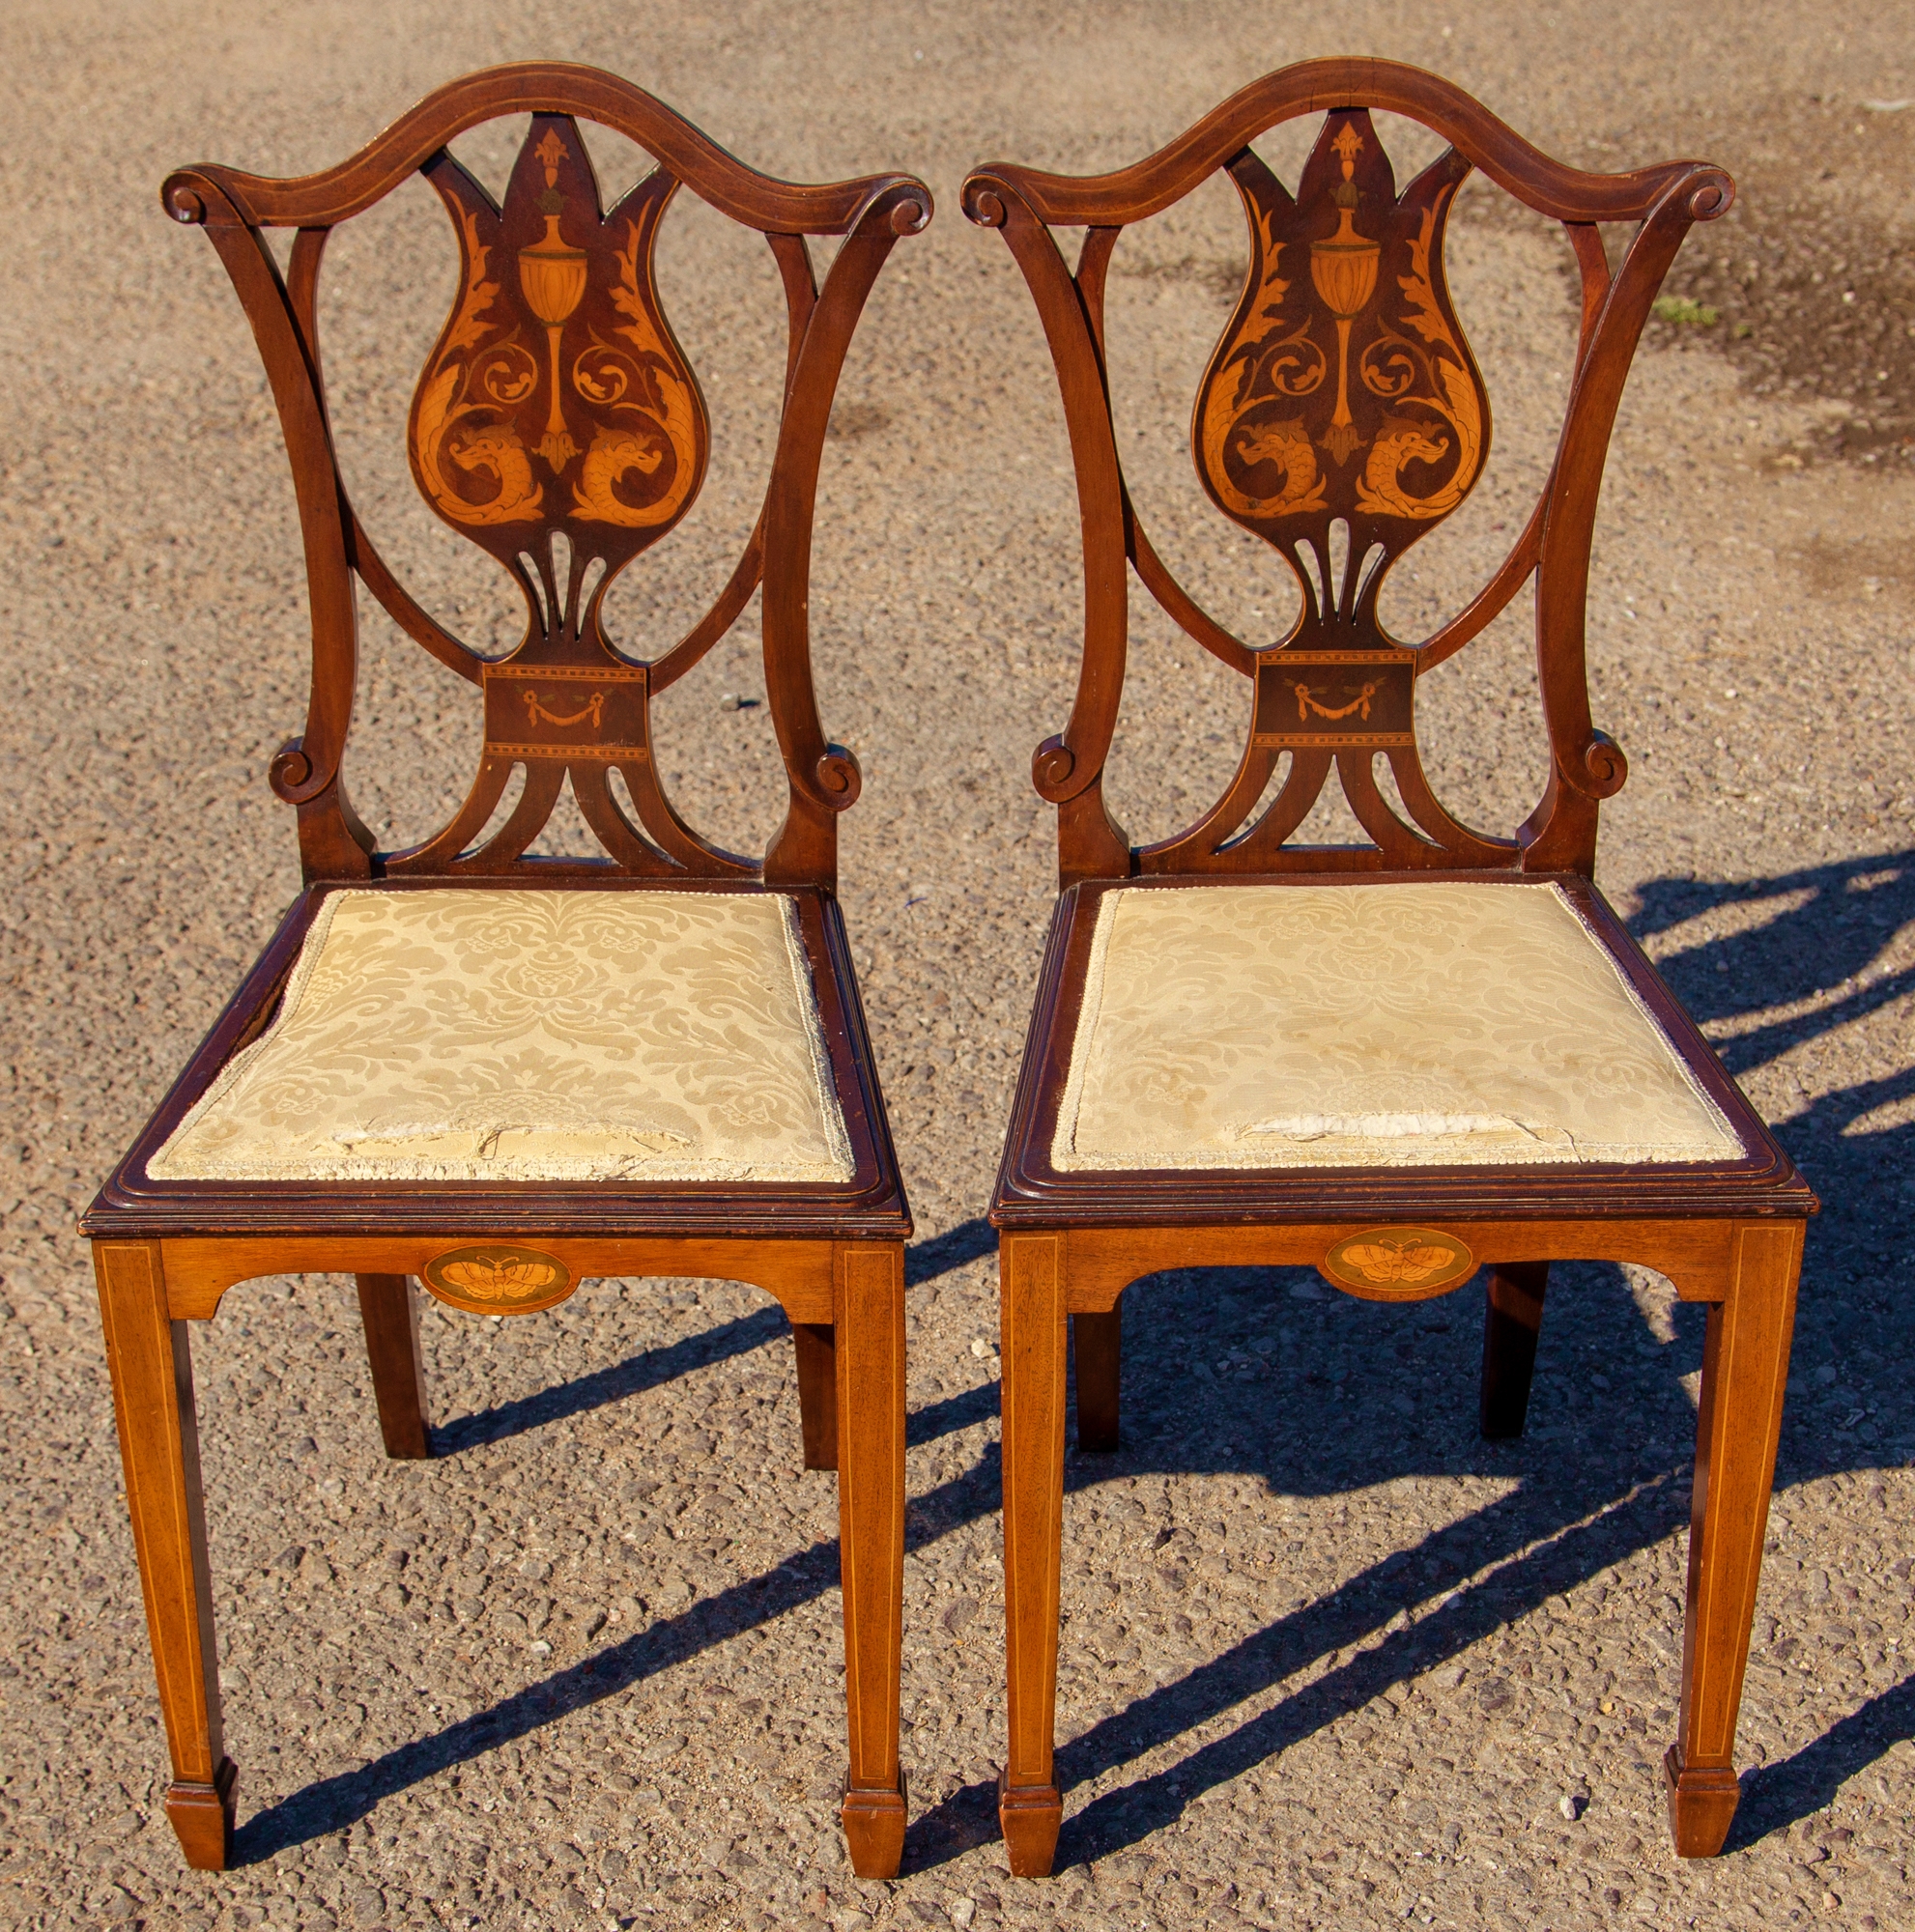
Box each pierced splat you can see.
[410,116,706,591]
[391,117,724,876]
[163,76,926,890]
[1160,114,1501,871]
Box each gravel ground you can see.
[2,4,1912,1929]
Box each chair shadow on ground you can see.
[232,1219,1007,1863]
[433,1304,789,1453]
[431,1218,999,1455]
[233,850,1914,1870]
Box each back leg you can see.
[1072,1301,1122,1452]
[1478,1262,1549,1439]
[793,1321,838,1470]
[356,1274,431,1460]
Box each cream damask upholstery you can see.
[1051,881,1742,1172]
[151,888,854,1184]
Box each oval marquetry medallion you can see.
[422,1243,576,1315]
[1319,1226,1476,1300]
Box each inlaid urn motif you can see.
[1308,123,1382,464]
[518,128,592,470]
[406,113,709,576]
[1193,110,1491,553]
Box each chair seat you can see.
[149,887,855,1185]
[1049,879,1743,1173]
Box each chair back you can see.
[165,64,929,888]
[963,60,1730,883]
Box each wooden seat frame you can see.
[962,57,1816,1874]
[84,65,929,1880]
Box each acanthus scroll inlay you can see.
[1192,112,1490,559]
[412,209,545,527]
[407,114,709,578]
[570,222,701,529]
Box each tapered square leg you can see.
[94,1240,236,1871]
[793,1320,838,1471]
[1667,1222,1802,1857]
[833,1244,905,1879]
[1478,1262,1548,1439]
[1072,1301,1121,1452]
[999,1231,1068,1877]
[356,1273,431,1460]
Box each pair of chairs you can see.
[88,59,1814,1886]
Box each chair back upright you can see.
[962,60,1731,885]
[164,64,929,890]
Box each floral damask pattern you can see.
[1052,882,1742,1172]
[151,890,853,1183]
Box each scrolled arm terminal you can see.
[268,739,320,803]
[1031,736,1078,800]
[815,747,863,809]
[963,183,1009,228]
[1581,730,1629,798]
[1688,173,1733,220]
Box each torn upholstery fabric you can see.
[1051,881,1742,1172]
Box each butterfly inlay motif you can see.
[422,1244,576,1314]
[1321,1226,1478,1298]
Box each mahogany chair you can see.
[83,66,928,1879]
[963,60,1815,1875]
